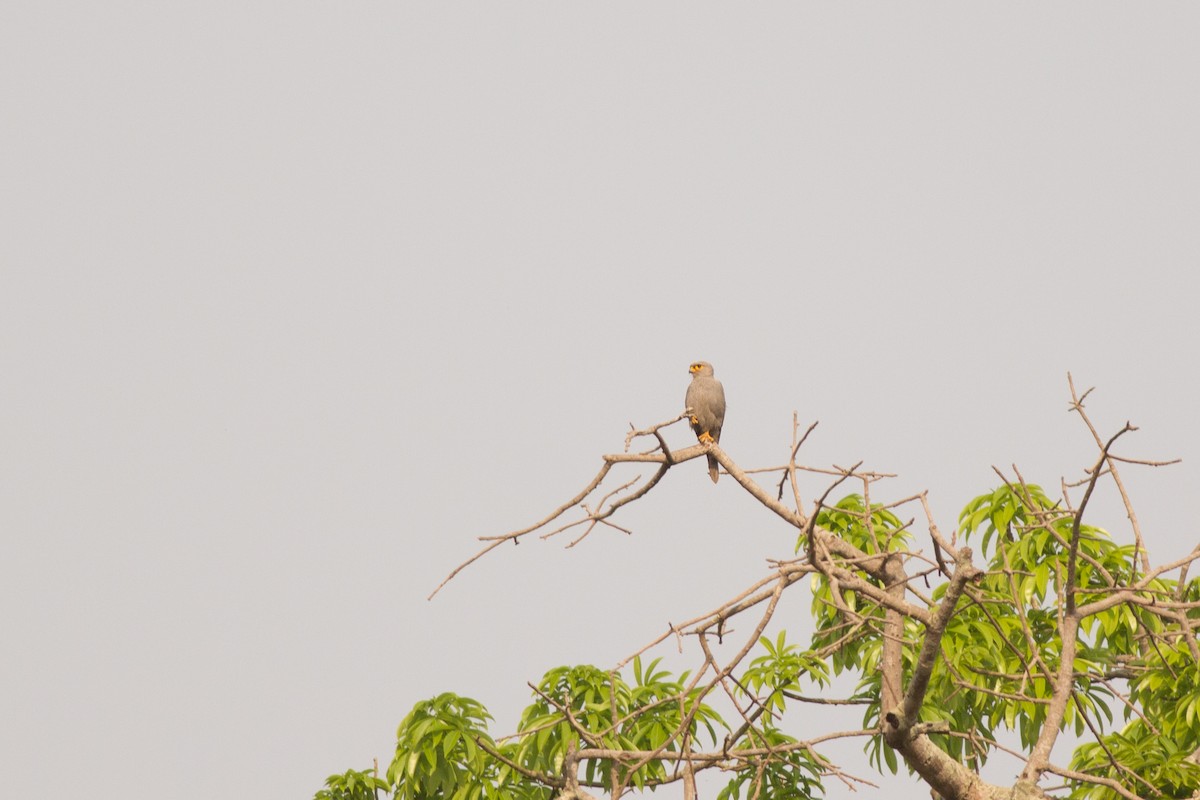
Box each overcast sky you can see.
[3,4,1198,799]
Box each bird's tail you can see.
[707,453,719,484]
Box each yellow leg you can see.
[698,431,714,444]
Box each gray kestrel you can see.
[685,361,726,483]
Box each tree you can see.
[319,377,1200,800]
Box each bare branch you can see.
[895,547,981,727]
[428,458,616,599]
[1066,422,1135,614]
[1042,762,1150,800]
[775,415,819,504]
[781,690,871,706]
[1021,614,1079,784]
[1067,372,1177,577]
[624,411,691,454]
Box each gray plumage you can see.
[685,361,726,483]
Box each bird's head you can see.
[689,361,715,377]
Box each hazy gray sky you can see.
[3,4,1198,799]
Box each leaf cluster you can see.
[315,767,391,800]
[726,631,831,798]
[387,692,543,800]
[513,658,723,791]
[1068,639,1200,800]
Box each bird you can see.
[685,361,726,483]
